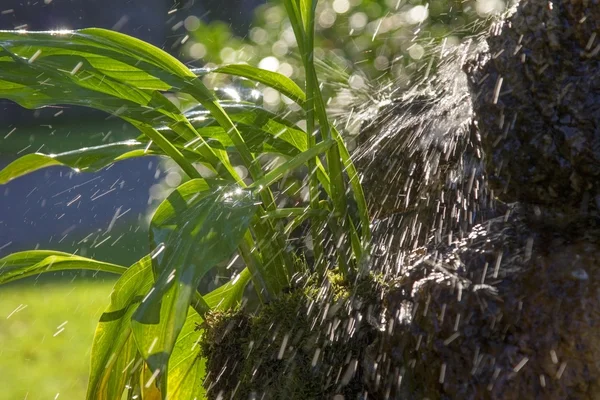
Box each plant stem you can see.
[192,292,212,318]
[304,62,326,276]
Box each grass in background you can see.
[0,280,115,400]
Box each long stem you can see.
[310,77,354,275]
[239,232,270,303]
[192,292,211,318]
[299,0,353,278]
[303,46,326,276]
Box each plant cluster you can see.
[0,0,373,399]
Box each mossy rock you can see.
[199,274,384,399]
[199,0,600,398]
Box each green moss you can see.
[199,272,385,399]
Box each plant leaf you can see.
[186,104,308,152]
[213,64,305,105]
[0,140,150,184]
[0,250,126,284]
[154,104,308,158]
[0,30,243,185]
[332,125,371,245]
[166,311,206,400]
[150,178,214,228]
[204,267,252,311]
[250,139,334,189]
[128,121,201,180]
[0,50,169,122]
[87,256,154,400]
[132,185,259,387]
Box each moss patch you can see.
[199,273,386,399]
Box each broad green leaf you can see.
[0,50,206,183]
[0,30,258,184]
[132,185,259,388]
[186,104,308,152]
[151,178,225,228]
[167,311,206,400]
[87,29,260,184]
[0,139,215,184]
[213,64,306,105]
[0,28,194,85]
[0,50,169,122]
[153,104,308,158]
[0,74,161,121]
[87,256,154,400]
[0,29,243,186]
[86,254,207,400]
[179,125,302,158]
[0,250,126,284]
[0,140,148,184]
[204,267,252,310]
[128,121,201,180]
[79,27,196,79]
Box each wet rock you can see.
[465,0,600,211]
[359,0,600,398]
[368,205,600,399]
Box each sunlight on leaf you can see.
[132,185,259,387]
[0,141,149,184]
[87,257,153,400]
[0,250,126,284]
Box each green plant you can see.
[0,0,371,398]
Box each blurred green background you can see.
[1,281,114,399]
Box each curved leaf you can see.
[0,250,126,284]
[204,267,252,311]
[167,312,206,400]
[186,104,308,152]
[0,50,169,122]
[0,29,243,186]
[150,178,214,228]
[0,140,147,184]
[332,125,371,245]
[212,64,306,106]
[132,185,259,387]
[0,28,195,86]
[183,125,302,158]
[250,139,334,189]
[128,121,201,180]
[87,256,154,400]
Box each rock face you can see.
[465,0,600,210]
[369,205,600,399]
[365,0,600,398]
[354,43,491,248]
